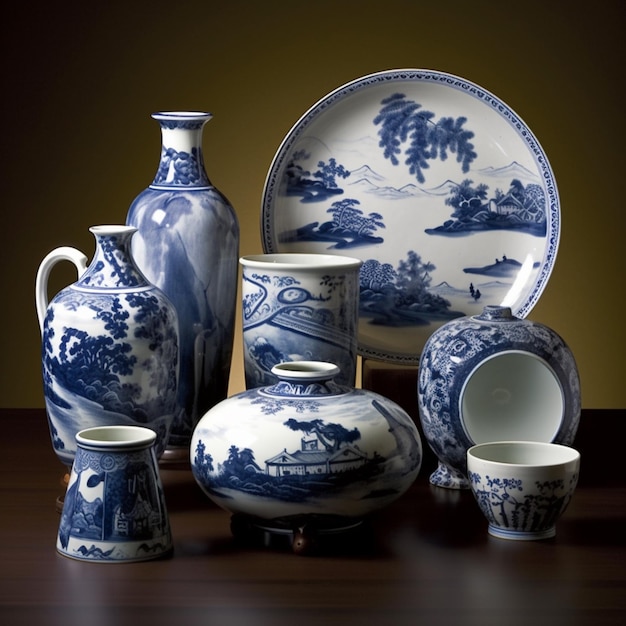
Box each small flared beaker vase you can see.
[57,425,172,562]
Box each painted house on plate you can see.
[490,192,524,217]
[489,191,545,223]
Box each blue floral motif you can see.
[417,306,581,488]
[81,232,146,288]
[153,146,210,187]
[158,119,205,131]
[469,471,578,535]
[250,396,321,415]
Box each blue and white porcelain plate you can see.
[262,69,560,364]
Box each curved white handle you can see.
[35,246,89,335]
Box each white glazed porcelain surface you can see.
[467,441,580,540]
[262,69,559,364]
[460,351,564,443]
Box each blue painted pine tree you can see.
[373,92,477,183]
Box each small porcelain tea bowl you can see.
[467,441,580,540]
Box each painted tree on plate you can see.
[313,157,350,189]
[395,250,441,308]
[360,259,397,291]
[445,179,490,219]
[374,93,477,183]
[325,199,385,238]
[326,198,363,230]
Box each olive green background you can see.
[2,1,624,408]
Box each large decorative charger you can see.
[261,69,559,363]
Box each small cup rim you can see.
[240,253,362,271]
[467,440,580,468]
[76,425,157,450]
[271,360,341,380]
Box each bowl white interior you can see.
[240,253,362,271]
[76,425,156,448]
[467,441,580,467]
[461,351,564,443]
[271,361,341,379]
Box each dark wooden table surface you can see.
[1,407,624,626]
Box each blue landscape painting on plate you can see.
[262,70,559,362]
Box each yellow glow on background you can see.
[3,1,624,408]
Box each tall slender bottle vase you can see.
[126,112,239,460]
